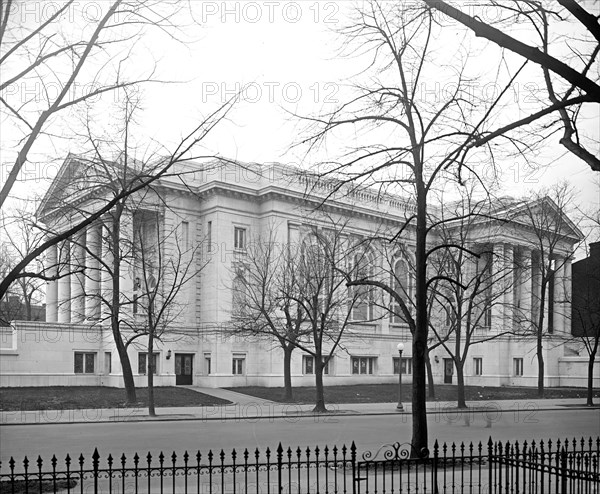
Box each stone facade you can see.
[1,157,597,389]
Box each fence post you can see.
[560,448,567,494]
[351,441,357,494]
[488,437,494,494]
[277,443,283,494]
[433,440,439,494]
[92,448,100,494]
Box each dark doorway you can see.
[175,354,194,385]
[443,358,453,384]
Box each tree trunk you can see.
[536,280,546,398]
[148,330,156,416]
[282,345,294,402]
[114,331,136,403]
[411,173,429,458]
[110,211,137,404]
[313,357,327,413]
[24,295,32,320]
[537,330,545,398]
[587,348,596,406]
[456,360,467,408]
[425,350,435,399]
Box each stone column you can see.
[70,232,86,323]
[45,243,58,322]
[101,222,114,322]
[491,243,505,330]
[85,224,101,320]
[563,258,572,334]
[553,256,566,334]
[531,250,541,328]
[503,244,515,328]
[120,210,135,318]
[57,240,71,323]
[519,247,532,328]
[543,257,552,333]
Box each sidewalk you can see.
[1,386,596,425]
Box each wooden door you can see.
[444,358,453,384]
[175,354,193,385]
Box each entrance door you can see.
[443,358,453,384]
[175,354,194,385]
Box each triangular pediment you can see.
[504,197,584,244]
[438,195,583,248]
[37,154,125,221]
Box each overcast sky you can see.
[2,1,599,251]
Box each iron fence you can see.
[1,436,598,494]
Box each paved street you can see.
[2,409,598,465]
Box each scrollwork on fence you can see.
[361,441,429,462]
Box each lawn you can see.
[227,384,599,404]
[0,386,231,411]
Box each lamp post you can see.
[396,342,404,411]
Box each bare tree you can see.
[134,208,203,416]
[0,1,235,307]
[427,188,518,408]
[229,229,309,401]
[297,1,508,453]
[29,90,232,404]
[0,215,45,324]
[514,184,582,397]
[423,0,600,171]
[0,0,196,207]
[294,226,374,412]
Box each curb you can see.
[1,404,598,426]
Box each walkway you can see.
[1,386,595,425]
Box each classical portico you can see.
[45,219,137,324]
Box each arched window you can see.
[391,257,411,324]
[299,231,330,313]
[349,250,374,321]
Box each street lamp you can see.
[396,342,405,411]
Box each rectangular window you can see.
[351,356,376,375]
[473,357,483,376]
[207,221,212,252]
[204,353,212,375]
[138,352,159,375]
[232,355,246,375]
[104,352,112,374]
[393,357,412,375]
[303,355,314,374]
[514,358,524,376]
[303,355,330,375]
[182,221,189,249]
[74,352,95,374]
[234,227,247,250]
[483,308,492,327]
